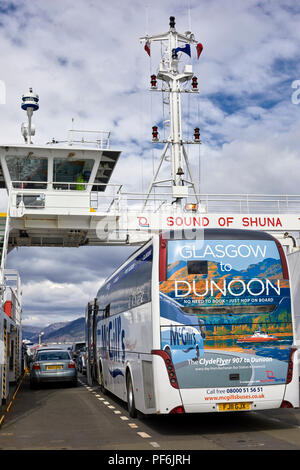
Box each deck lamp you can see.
[194,127,200,141]
[185,203,198,212]
[152,126,159,141]
[169,16,175,29]
[151,74,157,88]
[192,76,198,90]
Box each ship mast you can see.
[140,16,202,210]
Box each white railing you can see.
[8,180,300,215]
[196,194,300,214]
[46,129,111,149]
[105,192,300,214]
[67,129,111,149]
[9,181,123,213]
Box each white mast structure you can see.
[140,16,202,209]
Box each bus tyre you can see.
[126,373,137,418]
[30,380,38,390]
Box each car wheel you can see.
[30,380,38,390]
[126,373,137,418]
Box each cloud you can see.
[6,245,136,284]
[6,244,136,325]
[20,279,101,327]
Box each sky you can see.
[1,0,300,326]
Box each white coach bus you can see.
[86,229,299,417]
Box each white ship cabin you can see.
[0,130,121,215]
[0,129,123,248]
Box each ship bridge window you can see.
[53,158,94,190]
[6,155,48,189]
[16,193,45,209]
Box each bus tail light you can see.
[275,238,289,280]
[286,347,297,384]
[169,405,185,414]
[152,349,179,389]
[280,400,294,408]
[159,235,167,282]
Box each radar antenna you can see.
[21,87,39,144]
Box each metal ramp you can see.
[0,269,22,405]
[0,215,5,263]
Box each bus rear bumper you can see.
[179,383,299,413]
[182,400,282,413]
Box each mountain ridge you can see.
[23,317,85,343]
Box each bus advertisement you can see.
[90,229,298,416]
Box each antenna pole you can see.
[27,107,33,144]
[140,16,201,209]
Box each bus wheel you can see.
[126,373,137,418]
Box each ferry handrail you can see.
[9,182,300,199]
[8,181,300,214]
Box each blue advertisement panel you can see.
[160,239,293,389]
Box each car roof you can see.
[37,348,67,351]
[36,349,71,357]
[37,348,69,351]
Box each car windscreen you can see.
[36,351,70,361]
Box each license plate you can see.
[218,402,251,412]
[46,365,63,370]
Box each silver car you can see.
[30,349,77,388]
[76,347,87,375]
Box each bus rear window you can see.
[167,239,283,280]
[187,260,208,275]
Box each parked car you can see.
[30,349,77,388]
[70,341,86,360]
[76,347,87,375]
[29,346,61,363]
